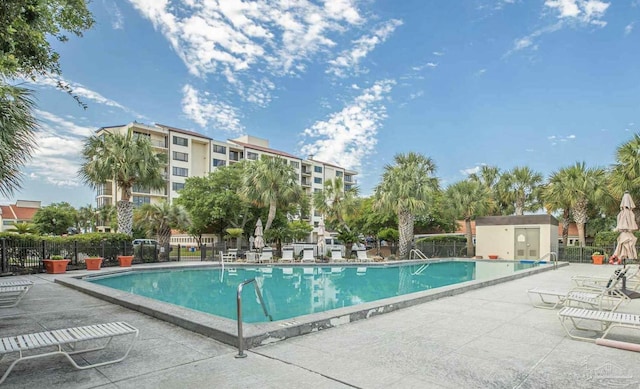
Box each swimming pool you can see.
[87,260,539,323]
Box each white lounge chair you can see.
[331,248,346,262]
[528,268,630,311]
[301,248,315,263]
[572,264,640,291]
[0,322,138,385]
[0,279,34,288]
[259,249,273,263]
[355,250,368,262]
[558,307,640,345]
[280,248,294,263]
[219,251,236,262]
[0,286,31,308]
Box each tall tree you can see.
[551,162,606,246]
[79,128,167,235]
[468,165,508,215]
[0,0,95,195]
[540,171,573,246]
[313,177,359,231]
[241,156,304,231]
[134,202,191,261]
[373,152,439,259]
[610,134,640,224]
[445,180,492,256]
[32,202,77,235]
[499,166,543,215]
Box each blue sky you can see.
[7,0,640,208]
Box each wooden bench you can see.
[0,322,138,384]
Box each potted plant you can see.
[84,257,103,270]
[591,251,605,265]
[117,255,134,267]
[43,255,70,274]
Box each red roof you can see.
[0,204,39,221]
[558,222,579,237]
[455,220,476,235]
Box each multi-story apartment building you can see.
[95,122,357,238]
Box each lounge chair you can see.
[280,248,294,263]
[301,248,315,263]
[331,248,346,262]
[0,286,31,308]
[219,251,236,262]
[245,251,259,263]
[0,322,138,385]
[259,249,273,263]
[558,306,640,346]
[528,267,630,311]
[572,264,640,291]
[0,279,34,288]
[355,250,368,262]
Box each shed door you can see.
[514,228,540,259]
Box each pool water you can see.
[88,261,538,323]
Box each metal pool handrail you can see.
[235,278,273,358]
[409,249,428,260]
[539,252,558,270]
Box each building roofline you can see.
[228,140,300,160]
[155,123,212,140]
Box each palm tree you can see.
[499,166,543,215]
[469,165,506,215]
[9,222,37,234]
[313,177,359,230]
[540,171,573,246]
[97,204,116,231]
[241,156,303,231]
[134,202,191,261]
[445,180,492,256]
[552,162,606,246]
[0,84,37,197]
[610,134,640,223]
[77,204,96,233]
[79,128,167,235]
[373,152,439,259]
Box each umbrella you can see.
[253,219,265,252]
[317,219,325,258]
[611,192,638,265]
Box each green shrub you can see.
[416,235,466,243]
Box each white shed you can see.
[475,215,558,260]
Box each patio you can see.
[1,263,639,388]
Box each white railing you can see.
[539,252,558,270]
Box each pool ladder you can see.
[538,252,558,270]
[409,249,428,260]
[235,278,272,358]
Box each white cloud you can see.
[625,22,635,35]
[29,75,143,117]
[181,84,244,134]
[28,111,94,187]
[460,165,482,175]
[547,134,577,146]
[507,1,609,54]
[411,62,438,71]
[432,51,444,56]
[326,19,403,77]
[129,0,375,104]
[103,0,125,29]
[476,68,487,76]
[300,79,395,171]
[409,90,424,100]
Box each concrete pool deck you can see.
[1,263,639,388]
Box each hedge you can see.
[416,235,467,243]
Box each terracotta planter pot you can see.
[592,255,604,265]
[488,255,499,260]
[117,255,134,267]
[85,257,103,270]
[43,259,70,274]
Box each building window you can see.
[132,196,151,207]
[213,159,226,167]
[173,136,188,146]
[336,171,343,177]
[3,220,14,226]
[173,151,188,162]
[314,166,322,173]
[172,167,188,177]
[290,161,300,169]
[213,144,226,154]
[229,151,241,161]
[132,184,150,194]
[247,151,259,160]
[314,177,322,184]
[172,182,185,191]
[314,188,321,192]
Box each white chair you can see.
[0,322,138,384]
[572,264,640,291]
[0,286,31,308]
[331,248,346,262]
[355,250,368,262]
[301,248,315,263]
[528,267,630,311]
[259,249,273,263]
[558,306,640,345]
[280,248,294,263]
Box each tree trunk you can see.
[265,199,277,231]
[116,200,133,235]
[398,209,414,259]
[515,197,524,216]
[573,199,588,247]
[561,209,569,246]
[158,227,171,261]
[465,218,474,257]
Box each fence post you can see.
[101,239,106,259]
[1,238,6,274]
[154,242,158,262]
[73,240,78,265]
[200,245,206,261]
[178,244,181,262]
